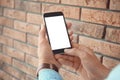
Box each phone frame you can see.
[43,12,72,54]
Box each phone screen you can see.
[44,13,71,53]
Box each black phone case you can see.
[43,12,72,54]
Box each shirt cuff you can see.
[105,65,120,80]
[38,69,63,80]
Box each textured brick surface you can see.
[25,54,38,67]
[0,26,3,34]
[103,57,120,69]
[13,59,36,77]
[0,35,13,47]
[15,0,41,13]
[0,0,120,80]
[61,0,108,8]
[3,27,26,42]
[81,8,120,27]
[26,24,40,35]
[27,13,42,25]
[0,7,3,15]
[1,0,14,8]
[27,34,38,46]
[79,36,120,59]
[110,0,120,10]
[42,4,80,19]
[14,20,40,35]
[14,41,37,57]
[0,70,12,80]
[68,20,104,38]
[4,8,26,21]
[38,0,60,3]
[105,28,120,44]
[0,16,14,27]
[0,53,12,65]
[3,46,25,61]
[2,64,26,80]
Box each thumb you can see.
[64,48,79,56]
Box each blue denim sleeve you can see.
[38,69,63,80]
[105,65,120,80]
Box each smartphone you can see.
[43,12,72,54]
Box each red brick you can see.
[38,0,59,3]
[0,53,12,64]
[0,70,12,80]
[0,7,2,15]
[110,0,120,10]
[4,8,26,21]
[0,26,3,34]
[13,59,36,77]
[4,8,14,18]
[15,0,26,10]
[14,20,40,35]
[103,57,120,69]
[0,16,14,27]
[2,64,26,80]
[27,13,42,25]
[0,35,13,46]
[3,46,25,61]
[15,0,41,13]
[68,20,104,38]
[105,28,120,44]
[26,24,40,35]
[0,44,2,51]
[25,1,41,13]
[27,34,38,46]
[42,4,80,19]
[79,36,120,59]
[14,20,27,32]
[26,75,36,80]
[13,10,26,21]
[61,0,108,8]
[25,54,38,67]
[3,27,26,42]
[1,0,14,8]
[81,8,120,27]
[95,54,102,62]
[14,41,37,57]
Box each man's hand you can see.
[37,23,73,68]
[55,43,110,80]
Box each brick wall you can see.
[0,0,120,80]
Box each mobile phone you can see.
[43,12,72,54]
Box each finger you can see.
[73,57,81,71]
[64,48,79,56]
[71,43,79,48]
[55,54,74,62]
[64,48,90,59]
[78,44,94,56]
[70,36,73,41]
[57,58,73,67]
[69,31,73,36]
[39,25,46,39]
[66,22,72,29]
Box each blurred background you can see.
[0,0,120,80]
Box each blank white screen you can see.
[45,16,71,50]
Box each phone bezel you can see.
[43,12,72,54]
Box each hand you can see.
[55,43,110,80]
[37,23,73,68]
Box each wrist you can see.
[36,63,58,77]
